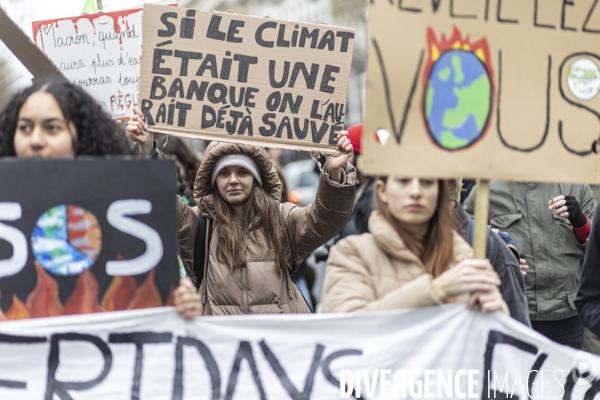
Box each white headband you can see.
[210,154,263,188]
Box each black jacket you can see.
[453,203,531,327]
[576,205,600,335]
[338,178,375,239]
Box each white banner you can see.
[0,304,596,399]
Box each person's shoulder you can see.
[336,232,375,247]
[332,233,378,257]
[451,230,473,261]
[561,183,593,194]
[488,180,514,196]
[327,234,381,275]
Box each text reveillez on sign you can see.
[138,4,355,153]
[363,0,600,184]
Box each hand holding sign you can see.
[326,130,353,183]
[467,286,509,314]
[173,277,202,319]
[430,258,500,302]
[127,106,154,157]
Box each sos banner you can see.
[363,1,600,183]
[0,305,598,399]
[0,159,179,321]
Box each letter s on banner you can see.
[0,203,27,278]
[106,200,163,275]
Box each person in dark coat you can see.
[576,205,600,336]
[453,201,531,326]
[449,180,531,326]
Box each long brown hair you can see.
[374,177,454,277]
[213,182,292,274]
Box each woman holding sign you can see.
[0,80,130,157]
[320,177,508,314]
[128,107,356,316]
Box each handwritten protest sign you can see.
[32,7,162,119]
[138,4,355,153]
[363,1,600,184]
[0,159,179,321]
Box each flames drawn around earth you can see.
[0,204,174,321]
[422,28,495,151]
[31,204,102,276]
[1,263,172,321]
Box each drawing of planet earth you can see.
[31,205,102,276]
[424,50,492,150]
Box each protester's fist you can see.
[173,277,202,320]
[431,259,500,301]
[467,286,509,315]
[549,195,587,228]
[127,106,154,156]
[325,130,353,182]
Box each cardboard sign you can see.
[138,4,355,153]
[363,1,600,184]
[0,305,595,399]
[0,159,179,321]
[32,7,157,119]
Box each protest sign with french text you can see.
[32,6,174,119]
[138,4,355,153]
[363,1,600,183]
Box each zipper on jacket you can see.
[242,266,249,314]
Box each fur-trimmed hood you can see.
[194,142,282,207]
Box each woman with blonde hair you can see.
[321,177,508,314]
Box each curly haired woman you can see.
[0,80,130,157]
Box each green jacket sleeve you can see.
[464,184,477,218]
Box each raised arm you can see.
[283,132,357,267]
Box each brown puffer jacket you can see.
[321,211,474,313]
[178,142,356,315]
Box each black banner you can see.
[0,158,179,320]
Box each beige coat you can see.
[321,211,473,313]
[178,142,356,315]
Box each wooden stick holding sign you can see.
[472,180,490,259]
[138,4,355,154]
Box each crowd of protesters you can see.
[1,79,600,355]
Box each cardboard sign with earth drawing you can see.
[362,0,600,185]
